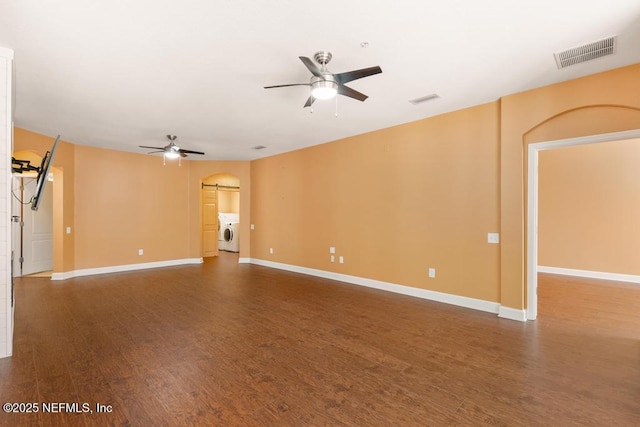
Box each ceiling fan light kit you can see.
[311,75,338,100]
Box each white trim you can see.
[1,48,14,358]
[238,257,251,264]
[51,258,203,281]
[249,258,505,316]
[538,266,640,284]
[527,129,640,321]
[498,306,527,322]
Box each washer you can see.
[218,213,239,251]
[223,222,240,252]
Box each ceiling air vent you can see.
[409,93,440,105]
[554,36,617,69]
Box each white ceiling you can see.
[2,1,640,160]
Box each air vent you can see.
[409,94,440,105]
[252,145,267,150]
[554,36,617,69]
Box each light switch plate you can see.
[488,233,500,244]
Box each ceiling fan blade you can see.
[334,66,382,85]
[303,95,316,108]
[139,145,165,150]
[338,85,368,102]
[179,149,205,155]
[264,83,311,89]
[299,56,323,78]
[147,150,165,154]
[180,152,188,158]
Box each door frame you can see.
[526,128,640,320]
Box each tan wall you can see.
[251,102,501,302]
[501,64,640,309]
[73,145,192,269]
[15,128,252,270]
[538,138,640,275]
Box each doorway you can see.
[11,172,54,277]
[526,129,640,320]
[201,173,240,258]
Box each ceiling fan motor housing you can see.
[314,51,332,66]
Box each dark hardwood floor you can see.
[1,254,639,426]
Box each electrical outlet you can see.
[339,256,344,264]
[269,247,274,254]
[251,224,255,230]
[329,246,336,254]
[138,249,143,256]
[428,268,436,278]
[330,255,335,263]
[66,226,71,234]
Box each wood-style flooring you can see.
[1,253,639,426]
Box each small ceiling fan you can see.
[139,135,205,159]
[264,51,382,108]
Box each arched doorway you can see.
[201,173,240,258]
[11,150,56,276]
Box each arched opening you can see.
[11,150,62,277]
[201,173,240,258]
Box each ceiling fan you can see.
[139,135,205,159]
[264,51,382,108]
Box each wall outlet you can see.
[428,268,436,278]
[269,247,274,254]
[66,226,71,234]
[138,249,143,256]
[331,255,335,263]
[250,224,255,230]
[329,246,336,254]
[339,256,344,264]
[488,233,500,244]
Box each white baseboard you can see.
[498,306,527,322]
[538,266,640,284]
[51,258,203,281]
[248,258,513,318]
[238,257,251,264]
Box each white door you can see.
[20,177,54,276]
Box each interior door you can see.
[201,186,219,257]
[21,176,54,275]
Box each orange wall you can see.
[252,63,640,310]
[14,129,252,270]
[73,145,192,268]
[251,102,502,302]
[538,138,640,275]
